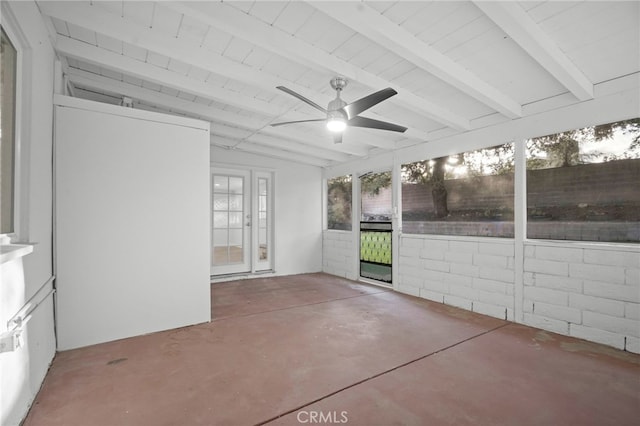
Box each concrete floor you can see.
[24,273,640,425]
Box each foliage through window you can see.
[402,143,515,237]
[1,27,17,235]
[361,171,392,222]
[327,175,352,231]
[526,119,640,242]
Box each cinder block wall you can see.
[322,231,639,354]
[322,230,356,280]
[397,235,515,321]
[524,242,639,353]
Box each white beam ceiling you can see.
[38,2,324,112]
[57,37,270,127]
[36,1,638,168]
[39,1,432,147]
[164,1,470,131]
[57,37,387,155]
[475,1,594,101]
[310,1,522,120]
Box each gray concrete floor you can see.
[24,273,640,425]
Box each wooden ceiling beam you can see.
[58,38,356,148]
[475,1,593,101]
[55,37,284,118]
[43,2,401,151]
[166,1,470,130]
[38,1,323,112]
[311,1,522,119]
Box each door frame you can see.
[357,169,394,286]
[252,170,274,272]
[210,166,275,276]
[211,168,251,275]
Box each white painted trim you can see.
[391,155,402,291]
[322,177,328,231]
[253,170,274,272]
[351,172,360,280]
[400,233,516,244]
[210,161,275,173]
[524,239,640,253]
[210,168,252,276]
[53,94,210,132]
[0,243,33,265]
[513,138,527,323]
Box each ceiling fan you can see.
[271,77,407,144]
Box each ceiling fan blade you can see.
[341,88,397,120]
[276,86,327,114]
[270,118,326,127]
[333,133,343,144]
[347,116,407,133]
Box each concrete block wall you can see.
[323,230,639,353]
[397,235,515,321]
[323,230,356,280]
[524,242,640,353]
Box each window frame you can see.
[524,119,640,243]
[0,7,28,245]
[326,174,353,231]
[400,142,516,238]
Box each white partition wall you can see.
[55,96,211,350]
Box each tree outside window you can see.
[327,175,352,231]
[402,143,515,237]
[526,119,639,242]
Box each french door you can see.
[211,168,273,276]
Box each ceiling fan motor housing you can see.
[327,97,347,119]
[330,76,348,92]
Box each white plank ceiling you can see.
[37,1,640,167]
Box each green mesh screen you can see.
[360,231,392,265]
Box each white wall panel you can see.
[55,97,210,350]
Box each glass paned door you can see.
[258,178,268,261]
[211,170,251,275]
[254,172,272,271]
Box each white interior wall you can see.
[322,73,640,353]
[55,96,211,350]
[0,3,57,425]
[211,147,323,276]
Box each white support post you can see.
[352,171,360,281]
[513,137,527,323]
[392,154,402,290]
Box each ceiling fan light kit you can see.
[326,117,346,133]
[272,76,407,144]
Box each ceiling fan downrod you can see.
[327,77,348,131]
